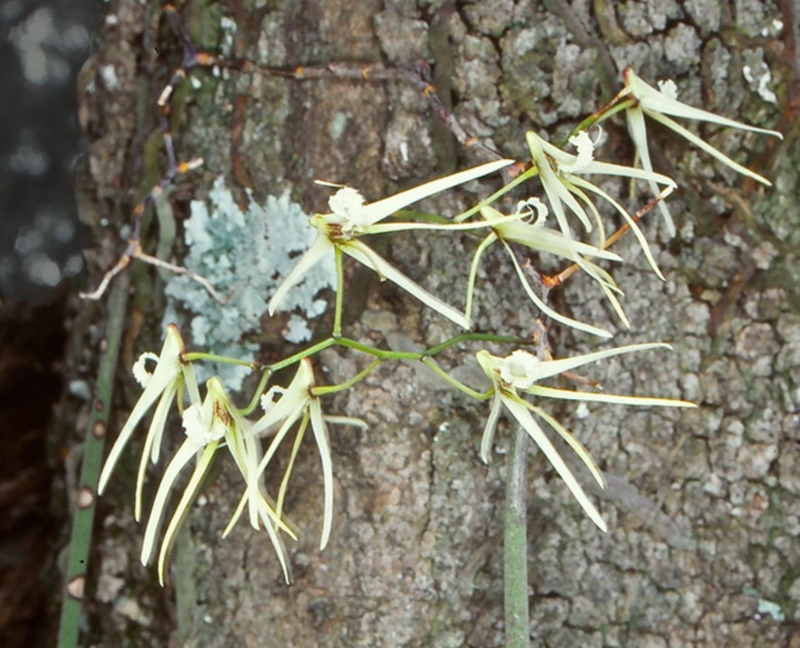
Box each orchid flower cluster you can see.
[97,325,364,584]
[100,69,781,583]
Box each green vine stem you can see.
[312,359,381,396]
[190,331,525,416]
[57,274,130,648]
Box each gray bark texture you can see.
[67,0,799,646]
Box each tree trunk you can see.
[62,0,798,646]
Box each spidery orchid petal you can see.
[622,68,783,236]
[476,345,696,531]
[269,159,514,327]
[98,325,201,524]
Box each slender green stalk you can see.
[313,359,381,396]
[239,332,523,415]
[504,425,530,648]
[423,332,525,356]
[333,246,344,336]
[454,166,540,223]
[240,367,274,416]
[336,336,420,360]
[267,337,338,372]
[388,208,451,224]
[420,357,491,400]
[57,274,130,648]
[338,332,524,361]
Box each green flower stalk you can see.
[621,67,783,236]
[476,344,696,530]
[268,159,514,329]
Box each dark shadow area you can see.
[0,1,104,646]
[0,0,103,303]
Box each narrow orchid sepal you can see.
[270,160,512,323]
[648,111,776,186]
[134,386,178,521]
[529,404,605,488]
[475,343,696,531]
[358,159,514,226]
[528,384,697,408]
[156,441,219,585]
[268,233,334,315]
[502,394,608,531]
[343,239,470,329]
[519,342,673,382]
[309,399,334,550]
[141,438,202,568]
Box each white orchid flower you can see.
[226,359,365,561]
[141,377,295,585]
[465,205,626,338]
[526,131,675,277]
[476,344,696,531]
[268,159,514,329]
[98,324,201,521]
[621,67,783,236]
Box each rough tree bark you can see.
[60,0,798,646]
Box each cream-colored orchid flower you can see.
[465,204,627,338]
[268,159,514,329]
[476,344,696,531]
[526,130,675,277]
[622,68,783,236]
[226,359,365,558]
[98,324,201,522]
[141,377,295,585]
